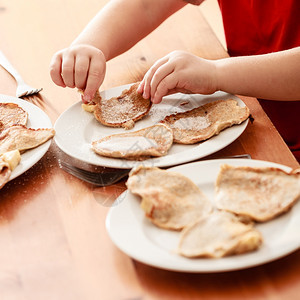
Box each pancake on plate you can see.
[215,164,300,222]
[92,83,152,130]
[177,211,262,258]
[0,125,55,155]
[126,166,213,230]
[0,102,28,130]
[161,99,249,144]
[92,123,173,160]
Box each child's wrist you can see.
[214,58,228,92]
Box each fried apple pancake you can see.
[78,89,97,112]
[0,150,21,190]
[0,156,11,189]
[0,102,28,130]
[215,164,300,222]
[177,211,262,258]
[93,83,152,129]
[126,166,213,230]
[161,99,249,144]
[1,149,21,171]
[0,125,55,154]
[92,123,173,160]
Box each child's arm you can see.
[217,47,300,101]
[138,47,300,103]
[49,0,187,102]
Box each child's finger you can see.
[150,62,174,100]
[49,54,66,87]
[83,56,105,102]
[61,54,75,88]
[137,80,144,94]
[74,55,89,90]
[143,56,169,99]
[152,73,177,104]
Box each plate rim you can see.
[105,158,300,273]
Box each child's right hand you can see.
[50,44,106,103]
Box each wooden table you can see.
[0,1,299,299]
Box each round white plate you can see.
[0,94,53,181]
[106,159,300,273]
[54,84,248,169]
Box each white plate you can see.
[0,94,53,181]
[54,84,248,169]
[106,159,300,273]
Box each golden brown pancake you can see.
[0,125,55,154]
[126,166,213,230]
[92,123,173,160]
[177,211,262,258]
[0,102,28,130]
[93,83,152,129]
[161,99,249,144]
[215,164,300,222]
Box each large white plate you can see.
[106,159,300,273]
[54,84,248,169]
[0,94,53,181]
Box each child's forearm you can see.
[72,0,186,61]
[216,47,300,100]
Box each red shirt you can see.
[218,0,300,161]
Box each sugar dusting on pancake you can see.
[0,102,28,130]
[215,164,300,222]
[126,166,213,230]
[177,211,262,258]
[92,123,173,160]
[0,125,55,154]
[161,99,249,144]
[93,83,152,129]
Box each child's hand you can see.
[137,51,218,104]
[50,44,106,103]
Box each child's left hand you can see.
[137,50,218,104]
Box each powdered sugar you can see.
[101,99,134,123]
[97,136,158,153]
[149,104,186,123]
[173,116,211,131]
